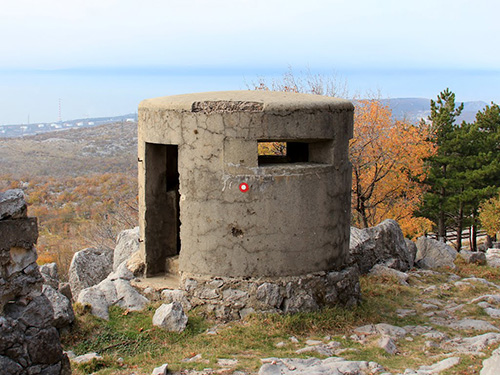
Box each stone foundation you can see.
[181,265,360,321]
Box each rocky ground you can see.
[62,258,500,375]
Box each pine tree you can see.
[418,89,463,241]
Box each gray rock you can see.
[77,264,149,320]
[0,355,23,375]
[405,238,417,266]
[152,302,188,333]
[113,227,140,271]
[40,262,59,289]
[114,278,149,311]
[0,189,27,220]
[415,237,457,269]
[78,286,111,320]
[6,246,38,276]
[416,357,460,374]
[26,326,64,365]
[379,336,397,355]
[283,290,319,313]
[449,319,499,332]
[349,219,412,274]
[446,333,500,353]
[481,346,500,375]
[222,288,249,303]
[259,357,384,375]
[151,363,168,375]
[376,323,407,338]
[256,282,283,308]
[58,282,73,302]
[161,289,192,311]
[370,264,409,286]
[108,261,134,281]
[42,285,75,328]
[484,307,500,318]
[3,295,54,328]
[68,247,113,298]
[71,352,103,365]
[486,253,500,268]
[460,250,487,265]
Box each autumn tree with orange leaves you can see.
[351,100,435,236]
[253,71,435,237]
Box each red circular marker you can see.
[239,182,249,193]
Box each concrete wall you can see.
[138,91,353,278]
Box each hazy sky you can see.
[1,0,499,124]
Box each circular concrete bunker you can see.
[138,91,360,316]
[138,91,354,281]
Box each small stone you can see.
[305,339,323,346]
[379,336,397,355]
[217,358,238,367]
[289,336,299,343]
[71,352,103,365]
[421,303,438,310]
[152,302,188,333]
[151,363,168,375]
[275,341,285,348]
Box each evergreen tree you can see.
[456,104,500,249]
[418,89,463,241]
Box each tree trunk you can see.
[471,210,478,252]
[456,202,464,251]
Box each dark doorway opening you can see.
[144,143,180,276]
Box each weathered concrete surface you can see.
[138,91,354,280]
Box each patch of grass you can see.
[454,257,500,282]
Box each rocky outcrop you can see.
[0,189,70,374]
[77,262,148,320]
[349,219,413,274]
[113,226,140,271]
[68,247,113,298]
[415,237,458,269]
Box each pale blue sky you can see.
[1,0,499,124]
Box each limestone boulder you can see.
[77,263,148,320]
[39,262,59,289]
[152,302,188,332]
[415,237,457,269]
[113,226,140,271]
[405,238,417,265]
[486,249,500,268]
[349,219,412,274]
[68,247,113,298]
[0,189,27,220]
[42,285,75,329]
[460,250,487,265]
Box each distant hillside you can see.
[382,98,488,124]
[0,113,138,138]
[0,121,137,178]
